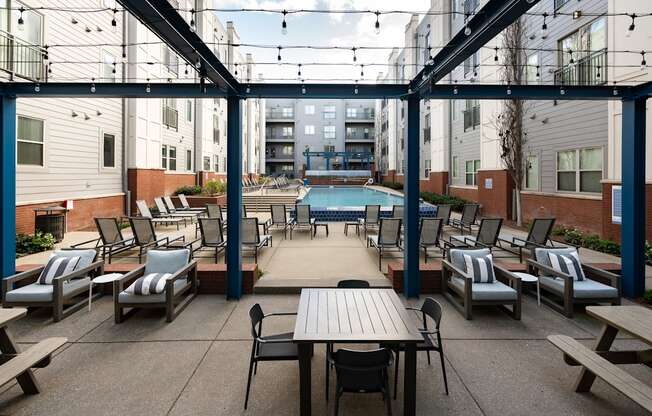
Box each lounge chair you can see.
[164,195,205,214]
[526,247,620,318]
[382,297,449,398]
[264,204,292,239]
[178,194,206,213]
[436,204,452,225]
[448,203,480,234]
[195,218,227,263]
[392,204,404,219]
[242,217,272,263]
[2,249,103,322]
[195,203,224,237]
[358,204,381,238]
[328,348,394,416]
[497,217,557,262]
[129,217,197,263]
[244,303,298,410]
[154,197,196,225]
[419,217,445,263]
[442,248,522,320]
[70,217,136,263]
[135,200,184,230]
[290,204,315,240]
[444,218,505,258]
[367,218,403,271]
[113,249,198,323]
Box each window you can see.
[186,100,192,122]
[162,145,168,169]
[282,145,293,155]
[346,107,357,118]
[424,159,431,178]
[17,116,44,166]
[554,0,571,10]
[465,160,480,186]
[282,126,293,137]
[102,52,116,82]
[203,156,211,171]
[214,155,219,172]
[324,145,335,152]
[102,133,115,168]
[525,155,538,190]
[557,17,607,85]
[556,148,603,193]
[186,149,192,171]
[169,146,177,170]
[323,125,336,139]
[452,156,459,178]
[463,100,480,131]
[163,98,178,130]
[304,125,315,135]
[526,53,539,84]
[464,52,479,78]
[424,113,431,143]
[162,45,178,76]
[282,106,293,118]
[5,4,44,80]
[212,114,219,144]
[304,105,315,115]
[323,105,336,119]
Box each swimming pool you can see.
[300,186,404,208]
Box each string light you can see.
[535,65,540,78]
[145,78,151,93]
[234,63,238,76]
[111,8,117,28]
[277,46,282,64]
[301,80,306,95]
[541,12,549,39]
[190,9,196,31]
[352,47,357,63]
[90,78,96,93]
[494,46,499,62]
[568,50,574,65]
[641,51,647,71]
[464,13,472,36]
[360,64,364,78]
[184,64,189,75]
[374,11,380,35]
[17,6,24,26]
[506,80,512,95]
[354,80,359,95]
[596,65,601,79]
[281,10,288,35]
[297,63,301,77]
[626,13,636,37]
[112,62,116,74]
[34,81,40,92]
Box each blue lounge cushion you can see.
[5,278,90,303]
[539,276,618,299]
[144,249,189,275]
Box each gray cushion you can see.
[118,279,188,304]
[5,278,91,303]
[52,249,97,269]
[450,277,518,301]
[539,276,619,299]
[449,248,491,278]
[144,249,189,274]
[533,247,576,268]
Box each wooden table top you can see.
[293,288,423,343]
[0,308,27,327]
[587,305,652,345]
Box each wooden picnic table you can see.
[0,308,66,394]
[293,288,423,416]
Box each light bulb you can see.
[34,83,40,92]
[145,79,151,93]
[464,25,471,36]
[90,79,96,93]
[560,87,566,95]
[374,12,380,35]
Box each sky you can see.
[213,0,432,83]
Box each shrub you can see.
[16,232,55,257]
[419,192,469,212]
[381,181,404,190]
[550,226,652,263]
[204,179,226,195]
[174,185,202,196]
[643,290,652,304]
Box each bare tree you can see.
[494,18,528,227]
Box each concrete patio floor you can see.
[0,293,650,415]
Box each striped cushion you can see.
[37,255,81,285]
[548,250,585,281]
[463,253,495,283]
[124,273,173,296]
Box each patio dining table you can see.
[293,288,423,416]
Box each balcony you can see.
[463,106,480,132]
[266,135,295,142]
[0,31,47,81]
[163,106,179,131]
[423,127,431,143]
[345,131,375,142]
[554,48,607,86]
[345,109,375,122]
[266,153,295,163]
[266,109,294,120]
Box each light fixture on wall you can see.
[71,110,79,118]
[96,110,102,116]
[84,113,91,121]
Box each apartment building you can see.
[265,99,375,178]
[376,0,652,241]
[4,0,264,233]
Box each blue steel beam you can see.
[226,97,243,299]
[403,96,420,298]
[620,97,647,298]
[423,84,634,100]
[410,0,541,94]
[0,83,229,98]
[0,97,16,279]
[632,81,652,98]
[117,0,239,95]
[241,83,409,99]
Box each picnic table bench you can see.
[0,308,67,394]
[548,305,652,413]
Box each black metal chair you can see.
[391,205,404,219]
[497,217,557,262]
[242,217,272,263]
[367,218,403,271]
[436,204,452,226]
[264,204,292,239]
[448,203,479,234]
[359,204,381,238]
[290,204,315,239]
[195,218,226,263]
[71,217,136,263]
[326,279,371,401]
[129,217,197,263]
[244,303,298,410]
[385,298,449,399]
[419,217,445,263]
[328,348,394,416]
[444,218,505,258]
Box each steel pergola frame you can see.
[0,0,648,329]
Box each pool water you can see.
[300,186,404,208]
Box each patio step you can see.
[253,277,393,294]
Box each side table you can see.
[89,273,123,311]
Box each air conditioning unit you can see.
[611,185,622,225]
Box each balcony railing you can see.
[0,31,46,81]
[266,134,295,141]
[423,127,431,142]
[554,48,607,86]
[163,106,179,131]
[345,109,375,120]
[266,109,294,119]
[463,106,480,132]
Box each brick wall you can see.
[198,171,227,187]
[16,194,125,234]
[601,182,652,242]
[163,173,196,196]
[449,186,479,203]
[478,170,513,219]
[127,168,165,214]
[521,192,602,236]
